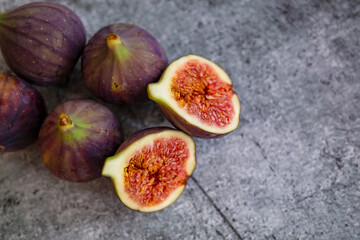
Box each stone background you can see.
[0,0,359,239]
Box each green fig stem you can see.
[106,34,131,61]
[107,34,123,48]
[58,113,74,131]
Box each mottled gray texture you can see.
[1,0,359,239]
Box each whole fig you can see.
[0,73,47,152]
[0,2,86,85]
[39,99,123,182]
[82,23,168,104]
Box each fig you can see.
[81,23,168,104]
[0,2,86,85]
[148,55,241,138]
[38,100,122,182]
[0,73,47,152]
[102,127,196,212]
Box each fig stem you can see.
[58,113,74,130]
[106,34,123,49]
[106,34,131,61]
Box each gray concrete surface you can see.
[1,0,359,239]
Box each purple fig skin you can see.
[114,127,174,155]
[38,99,122,182]
[158,104,228,139]
[0,2,86,86]
[0,73,47,152]
[81,23,168,105]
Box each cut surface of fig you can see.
[39,99,122,182]
[102,127,196,212]
[148,55,240,138]
[82,23,168,104]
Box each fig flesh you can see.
[0,73,47,152]
[148,55,241,138]
[39,100,122,182]
[102,127,196,212]
[0,2,86,85]
[81,23,168,104]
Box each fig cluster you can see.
[0,2,240,212]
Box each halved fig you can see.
[39,99,122,182]
[148,55,241,138]
[0,73,47,152]
[102,127,196,212]
[81,23,168,104]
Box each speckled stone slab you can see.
[1,0,359,239]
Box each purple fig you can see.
[38,99,122,182]
[102,127,196,212]
[82,23,168,104]
[0,73,47,152]
[148,55,241,138]
[0,2,86,86]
